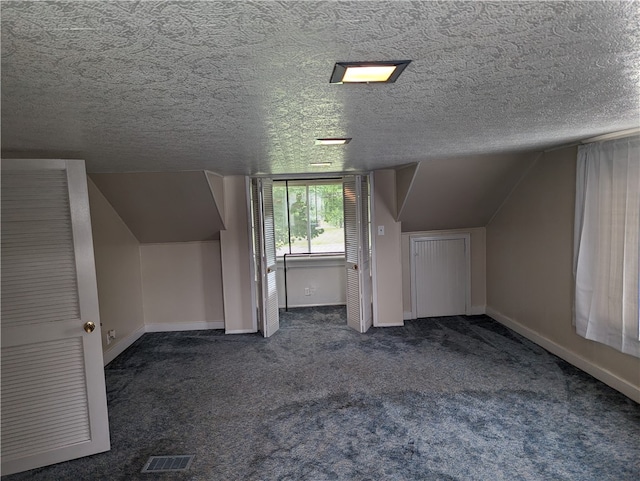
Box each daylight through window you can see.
[274,180,344,256]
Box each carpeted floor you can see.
[4,307,639,480]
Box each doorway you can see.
[250,175,372,334]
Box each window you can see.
[274,180,344,255]
[574,135,639,357]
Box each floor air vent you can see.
[141,455,194,473]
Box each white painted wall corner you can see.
[470,305,486,315]
[103,326,146,366]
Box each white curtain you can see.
[574,135,640,357]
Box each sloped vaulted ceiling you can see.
[90,172,225,243]
[1,1,639,175]
[398,152,539,232]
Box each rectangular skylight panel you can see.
[342,65,397,83]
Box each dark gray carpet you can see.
[4,307,639,480]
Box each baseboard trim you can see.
[486,307,640,403]
[279,302,347,309]
[103,325,145,366]
[103,321,227,365]
[470,305,486,315]
[145,321,225,332]
[225,328,257,334]
[403,308,485,320]
[375,322,405,327]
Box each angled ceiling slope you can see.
[90,172,224,243]
[398,152,539,232]
[395,163,419,221]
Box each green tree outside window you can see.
[274,182,344,255]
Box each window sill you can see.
[276,254,345,269]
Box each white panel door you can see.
[411,236,469,318]
[1,159,110,475]
[343,175,373,333]
[252,178,279,337]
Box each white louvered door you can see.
[411,236,469,318]
[252,178,279,337]
[343,175,373,333]
[1,159,110,475]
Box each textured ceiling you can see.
[2,1,639,175]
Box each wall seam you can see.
[486,151,543,227]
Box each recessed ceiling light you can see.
[315,138,352,145]
[309,162,333,167]
[50,27,97,31]
[330,60,411,84]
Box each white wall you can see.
[401,227,486,319]
[139,241,224,330]
[220,176,256,333]
[372,170,404,326]
[87,178,146,363]
[486,146,640,401]
[276,256,346,308]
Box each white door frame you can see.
[368,173,380,327]
[246,176,259,333]
[409,233,471,320]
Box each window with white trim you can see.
[274,180,345,256]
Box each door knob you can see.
[83,321,96,333]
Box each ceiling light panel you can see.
[343,66,397,83]
[315,138,352,145]
[330,61,411,84]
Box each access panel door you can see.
[411,236,469,318]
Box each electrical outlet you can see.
[304,287,311,296]
[377,225,385,236]
[107,329,116,343]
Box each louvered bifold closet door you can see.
[343,175,373,333]
[261,179,279,337]
[252,178,279,338]
[1,159,110,476]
